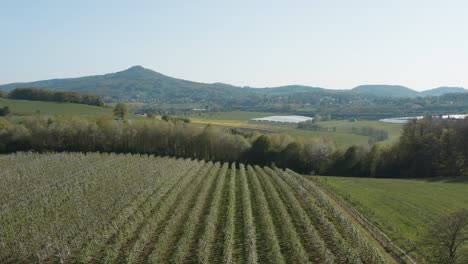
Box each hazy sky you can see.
[1,0,468,90]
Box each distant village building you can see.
[442,114,468,119]
[380,114,467,124]
[379,116,424,124]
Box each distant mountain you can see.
[0,66,253,102]
[421,87,468,96]
[0,66,333,102]
[0,66,465,102]
[351,85,420,98]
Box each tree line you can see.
[323,118,468,178]
[350,126,389,144]
[371,118,468,178]
[0,106,10,116]
[0,115,335,173]
[297,120,389,144]
[6,88,104,107]
[0,115,467,178]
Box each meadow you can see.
[0,152,389,263]
[315,176,468,260]
[0,98,110,117]
[189,111,403,148]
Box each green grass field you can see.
[315,176,468,259]
[0,98,111,117]
[189,111,403,148]
[190,111,275,120]
[317,120,403,143]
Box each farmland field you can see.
[314,176,468,261]
[188,111,403,148]
[0,98,110,117]
[0,153,389,263]
[0,99,403,148]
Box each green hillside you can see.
[1,66,466,105]
[351,85,419,98]
[0,66,252,102]
[421,86,468,96]
[315,176,468,260]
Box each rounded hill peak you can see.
[112,65,164,80]
[127,65,145,70]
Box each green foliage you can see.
[146,113,156,119]
[0,118,11,129]
[421,209,468,264]
[0,116,251,162]
[393,118,468,177]
[222,166,236,263]
[246,135,273,166]
[318,176,468,262]
[0,106,10,116]
[8,87,104,106]
[161,115,190,123]
[297,120,322,130]
[298,120,389,143]
[0,98,110,116]
[239,165,258,263]
[193,113,384,148]
[1,114,467,178]
[323,118,468,178]
[113,102,129,119]
[0,153,388,263]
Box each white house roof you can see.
[251,115,313,123]
[442,114,468,119]
[380,114,467,124]
[379,116,424,124]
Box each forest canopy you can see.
[7,88,104,107]
[1,115,467,178]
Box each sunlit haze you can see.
[1,0,468,90]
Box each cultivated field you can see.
[0,153,388,263]
[315,176,468,260]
